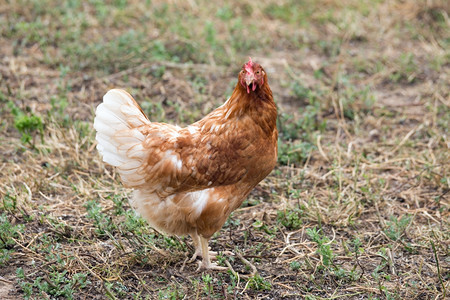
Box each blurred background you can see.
[0,0,448,299]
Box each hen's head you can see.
[239,57,266,94]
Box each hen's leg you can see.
[196,236,228,271]
[189,232,218,262]
[188,232,202,263]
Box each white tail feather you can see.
[94,89,150,187]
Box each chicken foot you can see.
[196,236,228,271]
[188,232,228,271]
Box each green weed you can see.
[1,191,18,213]
[264,0,312,25]
[49,95,70,127]
[371,247,390,281]
[216,5,234,21]
[248,274,272,291]
[204,22,217,48]
[383,215,412,242]
[202,273,213,296]
[158,284,184,300]
[7,101,44,146]
[84,199,116,236]
[277,205,305,230]
[290,261,302,271]
[318,38,342,57]
[252,220,275,235]
[0,213,24,265]
[277,85,326,165]
[337,74,376,119]
[0,213,24,250]
[389,53,418,83]
[306,227,334,267]
[16,267,89,300]
[278,140,316,166]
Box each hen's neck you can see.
[223,83,277,135]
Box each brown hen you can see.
[94,58,277,270]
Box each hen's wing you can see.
[94,89,250,196]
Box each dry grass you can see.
[0,0,449,299]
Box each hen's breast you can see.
[130,187,224,236]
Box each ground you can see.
[0,0,449,299]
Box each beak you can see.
[245,73,255,86]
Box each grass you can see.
[0,0,449,299]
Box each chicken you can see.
[93,58,278,270]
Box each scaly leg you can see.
[196,236,228,271]
[189,232,219,263]
[188,232,202,263]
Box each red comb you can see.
[244,57,253,73]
